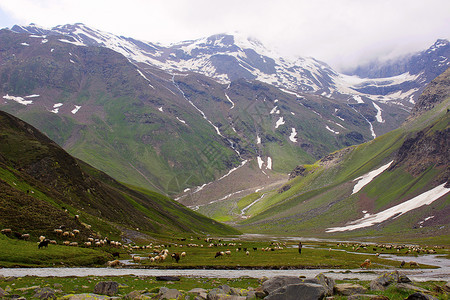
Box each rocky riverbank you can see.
[1,271,449,299]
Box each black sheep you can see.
[38,239,50,249]
[171,253,180,263]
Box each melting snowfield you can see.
[352,161,393,194]
[327,183,450,232]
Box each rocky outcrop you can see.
[370,270,412,291]
[93,281,119,296]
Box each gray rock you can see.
[314,273,335,296]
[261,276,303,295]
[218,285,231,294]
[245,291,257,300]
[94,281,119,296]
[156,276,180,281]
[158,287,182,300]
[370,271,411,291]
[0,287,7,297]
[16,285,40,292]
[126,290,152,299]
[33,287,56,299]
[189,288,208,300]
[443,281,450,292]
[334,283,367,296]
[405,292,438,300]
[265,283,327,300]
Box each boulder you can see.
[334,283,367,296]
[370,271,411,291]
[93,281,119,296]
[156,276,180,281]
[261,276,303,295]
[404,292,439,300]
[158,287,182,300]
[218,285,231,294]
[265,283,327,300]
[314,273,336,296]
[33,287,56,299]
[189,288,208,299]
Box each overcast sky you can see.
[0,0,449,71]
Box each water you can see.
[1,266,448,282]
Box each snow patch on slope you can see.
[327,183,449,232]
[352,161,393,195]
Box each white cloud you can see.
[0,0,449,70]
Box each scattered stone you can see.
[5,286,12,292]
[155,276,180,281]
[158,287,182,299]
[33,287,56,299]
[60,293,111,299]
[93,281,119,296]
[405,292,439,300]
[261,276,303,295]
[370,271,411,291]
[53,283,63,289]
[5,276,17,282]
[0,287,8,297]
[16,285,41,292]
[334,283,368,296]
[444,281,450,292]
[245,290,257,300]
[189,288,208,299]
[218,284,231,294]
[265,283,327,300]
[348,295,389,300]
[125,290,151,299]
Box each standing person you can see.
[298,241,302,254]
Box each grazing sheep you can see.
[246,251,250,255]
[84,242,92,247]
[400,261,406,268]
[132,256,141,263]
[112,252,120,258]
[1,228,12,235]
[215,251,225,258]
[63,241,70,246]
[69,242,78,247]
[409,261,420,267]
[107,260,123,267]
[21,234,30,240]
[39,236,46,242]
[38,239,50,249]
[62,231,70,238]
[360,259,371,269]
[171,253,181,263]
[180,252,186,257]
[49,240,57,245]
[253,247,257,251]
[54,229,63,235]
[73,229,80,235]
[225,250,231,255]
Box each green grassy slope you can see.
[0,110,240,242]
[236,69,450,241]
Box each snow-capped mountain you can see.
[11,23,449,109]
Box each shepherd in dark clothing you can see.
[298,241,302,254]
